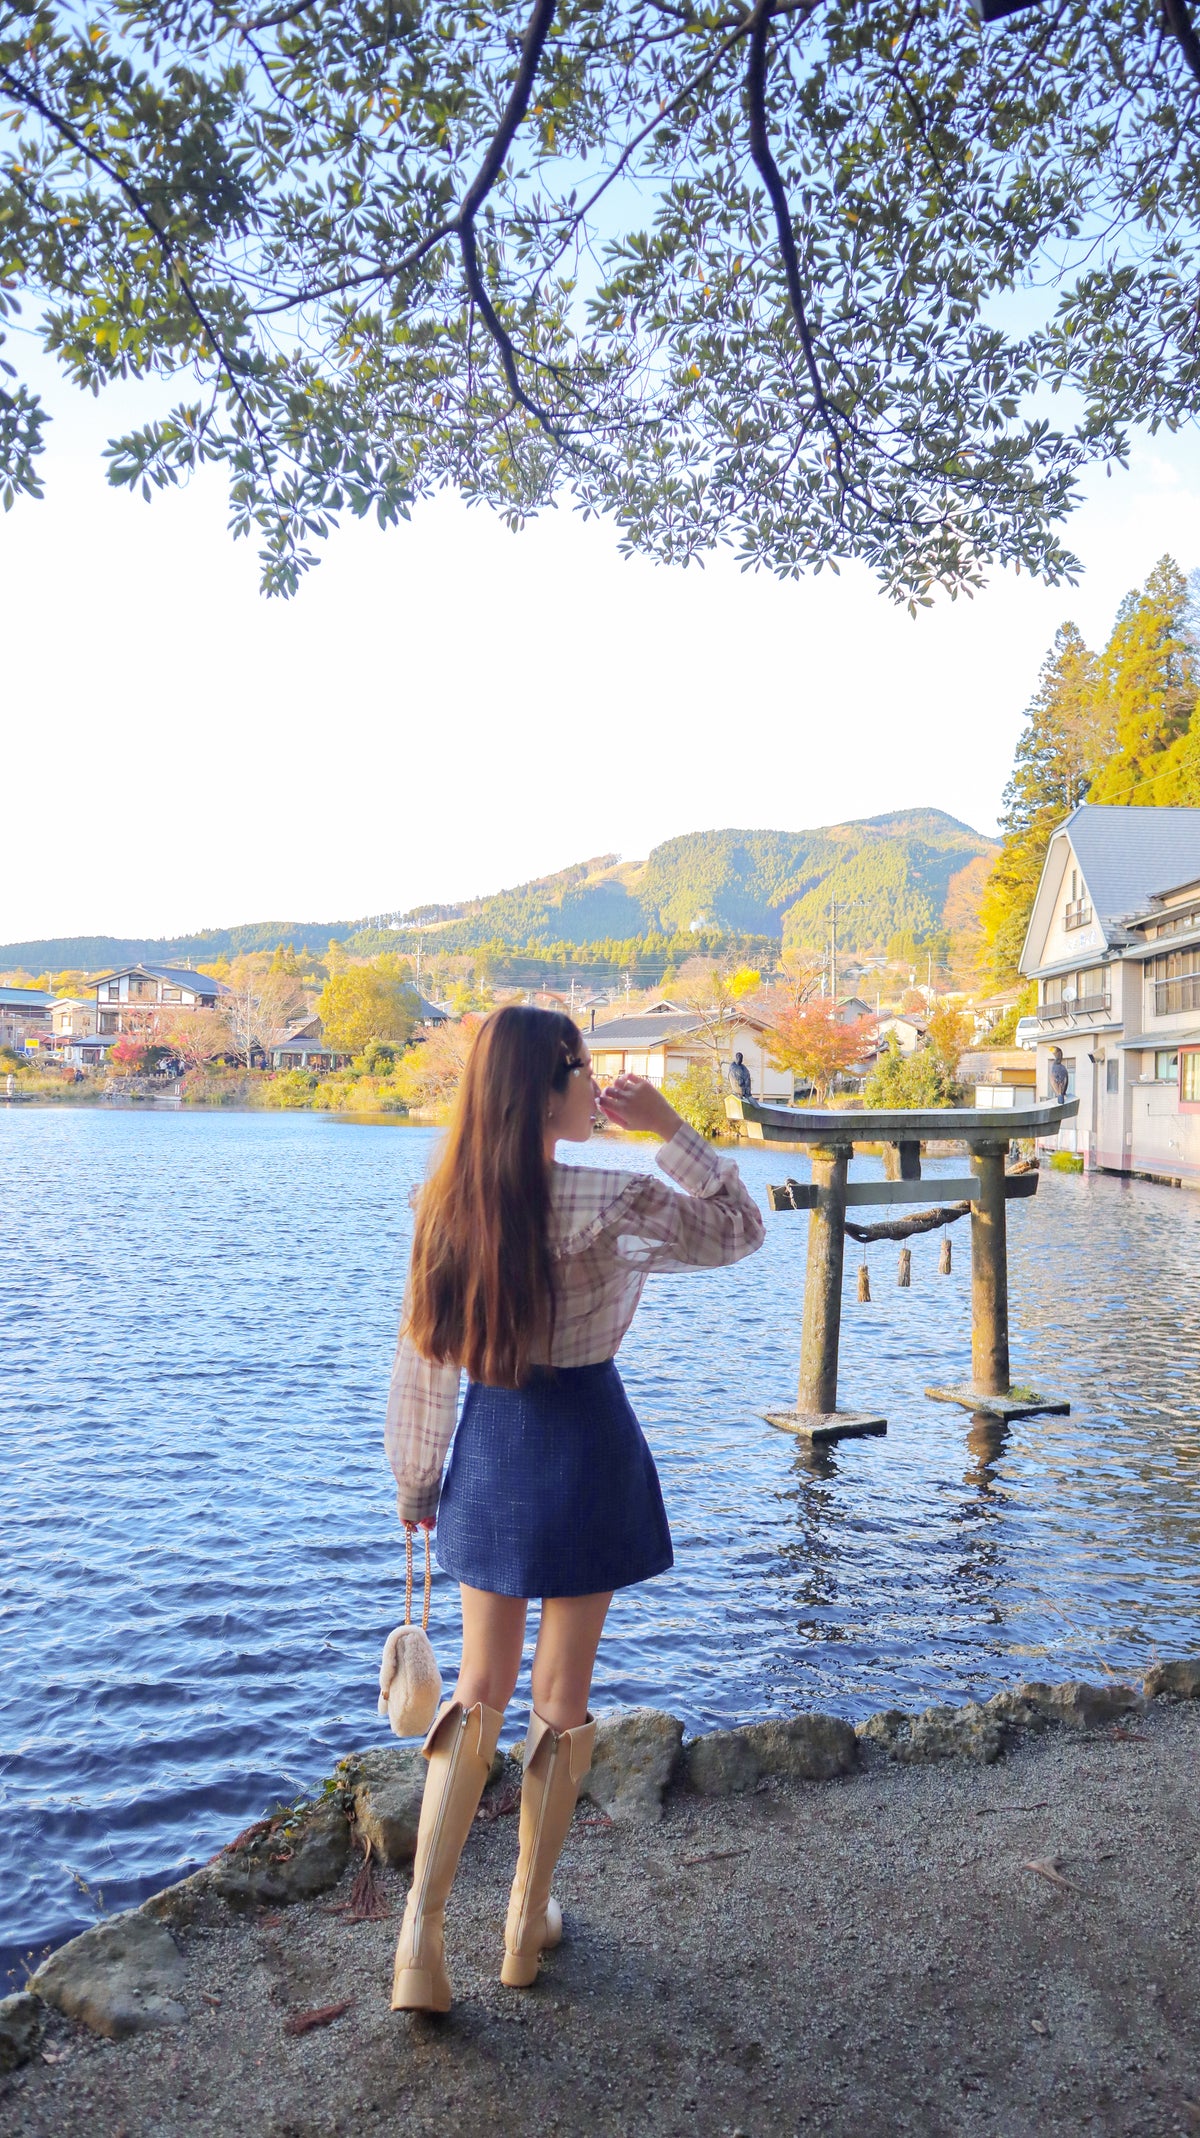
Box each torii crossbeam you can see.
[725,1095,1080,1443]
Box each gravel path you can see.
[4,1701,1199,2138]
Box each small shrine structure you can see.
[725,1094,1080,1442]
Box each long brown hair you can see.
[404,1005,584,1387]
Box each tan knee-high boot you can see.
[391,1699,503,2014]
[501,1710,596,1989]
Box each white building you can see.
[91,964,230,1036]
[589,1004,793,1101]
[1020,805,1200,1186]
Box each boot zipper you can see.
[516,1730,559,1948]
[410,1709,469,1964]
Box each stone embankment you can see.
[3,1660,1199,2135]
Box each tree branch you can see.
[744,0,853,496]
[456,0,565,442]
[1162,0,1200,85]
[0,66,281,497]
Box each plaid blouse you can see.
[384,1121,766,1522]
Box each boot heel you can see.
[500,1950,540,1989]
[392,1965,451,2014]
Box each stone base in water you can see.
[764,1406,888,1442]
[925,1380,1070,1418]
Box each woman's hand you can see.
[597,1075,684,1141]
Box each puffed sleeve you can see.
[384,1323,461,1524]
[604,1121,765,1271]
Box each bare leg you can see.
[530,1591,613,1731]
[454,1585,528,1714]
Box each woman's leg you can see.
[501,1591,612,1988]
[529,1590,613,1730]
[454,1584,528,1712]
[391,1586,523,2015]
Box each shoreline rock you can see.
[10,1654,1197,2067]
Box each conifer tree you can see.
[981,623,1101,982]
[1087,558,1199,806]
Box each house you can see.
[91,964,230,1036]
[268,1016,351,1071]
[588,1003,793,1101]
[0,986,55,1050]
[971,988,1023,1036]
[49,997,97,1042]
[1019,804,1200,1184]
[833,995,875,1025]
[876,1014,928,1056]
[44,996,115,1068]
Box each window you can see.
[1107,1059,1119,1095]
[160,988,182,1003]
[1151,946,1200,1016]
[1154,1050,1179,1082]
[1182,1050,1200,1109]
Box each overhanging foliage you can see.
[2,0,1198,602]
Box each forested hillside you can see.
[389,811,993,954]
[2,809,994,976]
[982,556,1200,981]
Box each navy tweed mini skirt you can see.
[434,1360,673,1599]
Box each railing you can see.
[1063,900,1093,931]
[1154,975,1200,1016]
[1040,992,1110,1021]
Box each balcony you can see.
[1063,899,1093,931]
[1153,974,1200,1017]
[1040,991,1110,1022]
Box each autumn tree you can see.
[980,621,1104,984]
[4,3,1200,603]
[391,1016,482,1113]
[224,962,306,1066]
[766,1004,875,1106]
[317,962,420,1055]
[167,1005,233,1071]
[924,1000,972,1083]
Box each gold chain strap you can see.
[403,1525,433,1632]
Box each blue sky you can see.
[3,344,1198,945]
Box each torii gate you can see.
[725,1094,1080,1442]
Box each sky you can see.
[3,350,1199,947]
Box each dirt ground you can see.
[3,1701,1199,2138]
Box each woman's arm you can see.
[597,1076,765,1272]
[383,1328,461,1524]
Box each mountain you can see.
[388,810,995,953]
[0,810,995,972]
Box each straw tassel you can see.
[938,1234,952,1275]
[897,1247,912,1288]
[857,1263,871,1302]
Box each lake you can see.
[2,1103,1198,1983]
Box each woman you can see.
[384,1004,764,2013]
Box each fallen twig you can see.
[1020,1858,1092,1898]
[283,2001,352,2037]
[973,1802,1049,1816]
[681,1847,750,1867]
[475,1782,522,1823]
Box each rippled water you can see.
[2,1104,1199,1981]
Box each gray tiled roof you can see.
[1066,806,1200,941]
[588,1010,757,1047]
[90,964,231,994]
[0,986,55,1008]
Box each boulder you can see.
[346,1747,428,1867]
[988,1680,1142,1731]
[31,1912,187,2040]
[206,1803,351,1908]
[858,1702,1005,1765]
[1144,1658,1200,1702]
[582,1708,684,1824]
[0,1992,42,2073]
[688,1713,858,1796]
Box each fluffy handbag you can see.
[378,1524,442,1738]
